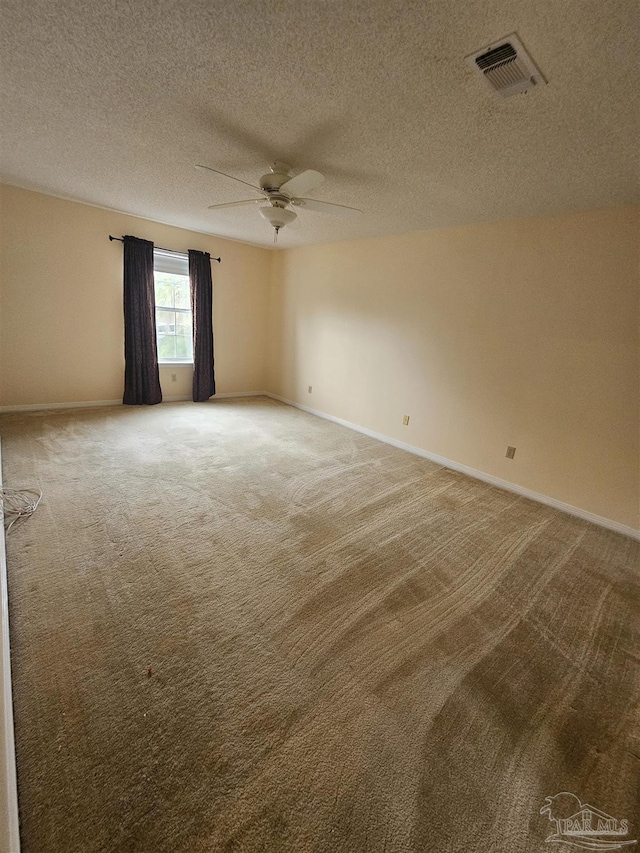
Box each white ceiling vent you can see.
[467,33,546,98]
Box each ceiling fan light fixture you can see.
[258,206,297,229]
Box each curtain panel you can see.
[122,235,162,405]
[188,250,216,402]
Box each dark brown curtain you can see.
[189,250,216,402]
[122,236,162,405]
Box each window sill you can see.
[159,361,193,366]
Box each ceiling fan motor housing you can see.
[259,162,293,192]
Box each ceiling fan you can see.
[195,161,362,242]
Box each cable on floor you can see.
[0,488,42,534]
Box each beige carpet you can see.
[1,397,638,853]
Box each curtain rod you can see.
[109,235,221,263]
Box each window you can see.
[153,250,193,363]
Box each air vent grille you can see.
[467,33,546,98]
[475,43,517,71]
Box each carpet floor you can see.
[0,397,638,853]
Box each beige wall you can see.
[0,184,271,406]
[267,207,640,529]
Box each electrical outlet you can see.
[505,446,516,459]
[402,415,410,426]
[171,373,177,383]
[308,385,312,394]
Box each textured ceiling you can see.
[1,0,638,248]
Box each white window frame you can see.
[153,250,193,365]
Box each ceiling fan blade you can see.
[195,164,265,194]
[279,170,324,197]
[292,198,363,218]
[207,199,264,210]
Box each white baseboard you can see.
[0,399,122,413]
[210,392,265,400]
[264,393,640,542]
[140,392,265,403]
[0,392,264,413]
[0,442,21,852]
